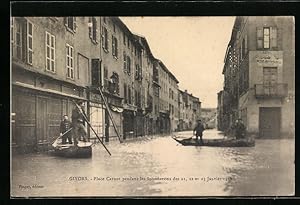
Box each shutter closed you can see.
[256,27,263,49]
[270,27,277,49]
[115,38,118,57]
[112,35,115,55]
[73,17,77,32]
[88,17,92,38]
[245,34,248,53]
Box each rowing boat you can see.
[52,138,93,158]
[172,136,255,147]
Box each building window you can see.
[13,18,33,64]
[128,38,130,49]
[109,72,119,95]
[88,17,97,43]
[102,26,109,51]
[127,56,131,75]
[128,85,132,104]
[112,35,118,58]
[135,90,138,106]
[66,44,74,79]
[135,64,142,80]
[46,32,55,72]
[123,54,131,75]
[104,66,109,91]
[257,27,277,50]
[123,52,127,73]
[263,28,270,49]
[15,20,22,60]
[113,24,116,32]
[124,83,127,103]
[123,32,126,45]
[91,59,101,86]
[103,17,107,24]
[64,17,76,32]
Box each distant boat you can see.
[172,136,255,147]
[52,138,92,158]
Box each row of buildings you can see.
[11,16,201,153]
[217,16,295,138]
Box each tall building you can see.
[11,16,204,153]
[100,17,144,139]
[11,17,99,152]
[177,89,201,131]
[136,35,155,135]
[218,16,295,138]
[155,60,179,133]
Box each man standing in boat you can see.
[232,118,246,139]
[72,100,88,145]
[193,119,205,144]
[59,114,72,144]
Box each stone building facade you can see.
[178,89,201,131]
[217,16,295,138]
[11,16,203,153]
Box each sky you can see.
[120,17,235,108]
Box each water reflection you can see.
[11,130,294,197]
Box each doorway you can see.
[259,107,281,138]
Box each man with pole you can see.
[72,100,88,146]
[72,100,112,155]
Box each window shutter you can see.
[94,18,97,42]
[73,17,77,32]
[270,27,277,49]
[245,34,248,53]
[123,52,127,73]
[27,21,33,65]
[112,35,114,55]
[115,38,118,57]
[101,27,104,48]
[88,17,92,38]
[256,27,263,49]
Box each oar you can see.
[72,100,112,156]
[51,127,73,145]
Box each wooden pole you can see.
[72,100,111,156]
[51,127,72,145]
[97,87,123,143]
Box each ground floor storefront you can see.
[12,85,86,153]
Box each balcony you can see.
[254,84,288,98]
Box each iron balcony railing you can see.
[254,83,288,98]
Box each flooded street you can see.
[11,129,294,197]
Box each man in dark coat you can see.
[232,118,246,139]
[59,115,72,144]
[193,119,205,144]
[71,101,88,145]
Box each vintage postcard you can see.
[10,15,295,197]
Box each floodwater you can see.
[11,129,294,197]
